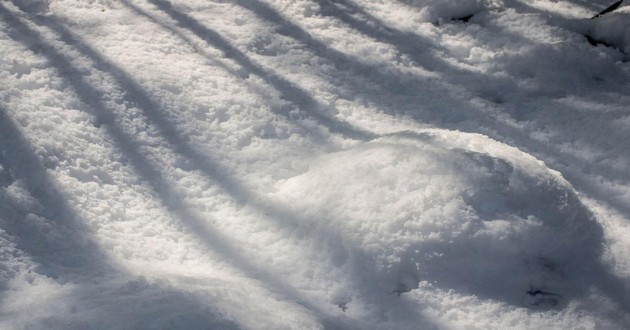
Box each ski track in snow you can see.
[1,0,629,329]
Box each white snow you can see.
[1,0,629,329]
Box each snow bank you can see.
[274,132,604,310]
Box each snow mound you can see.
[590,6,630,54]
[275,132,603,307]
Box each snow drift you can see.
[273,131,606,309]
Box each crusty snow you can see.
[1,0,630,329]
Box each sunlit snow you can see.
[1,0,629,329]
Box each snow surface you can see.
[1,0,630,329]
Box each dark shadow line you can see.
[31,7,371,261]
[26,8,415,324]
[33,15,255,206]
[315,0,528,95]
[0,106,114,279]
[2,5,358,326]
[319,0,436,61]
[231,0,492,124]
[9,0,630,322]
[223,0,630,246]
[97,3,404,306]
[227,0,536,158]
[231,0,428,93]
[147,0,375,141]
[11,0,630,320]
[118,0,251,80]
[166,0,630,313]
[501,0,630,61]
[307,0,630,218]
[0,13,239,321]
[318,0,630,118]
[142,0,630,248]
[0,104,239,328]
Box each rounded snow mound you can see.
[590,6,630,54]
[275,131,604,307]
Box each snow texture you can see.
[1,0,630,329]
[590,6,630,53]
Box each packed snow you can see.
[1,0,629,329]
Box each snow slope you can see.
[1,0,629,328]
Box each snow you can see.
[590,6,630,53]
[1,0,629,328]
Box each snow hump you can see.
[274,132,606,307]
